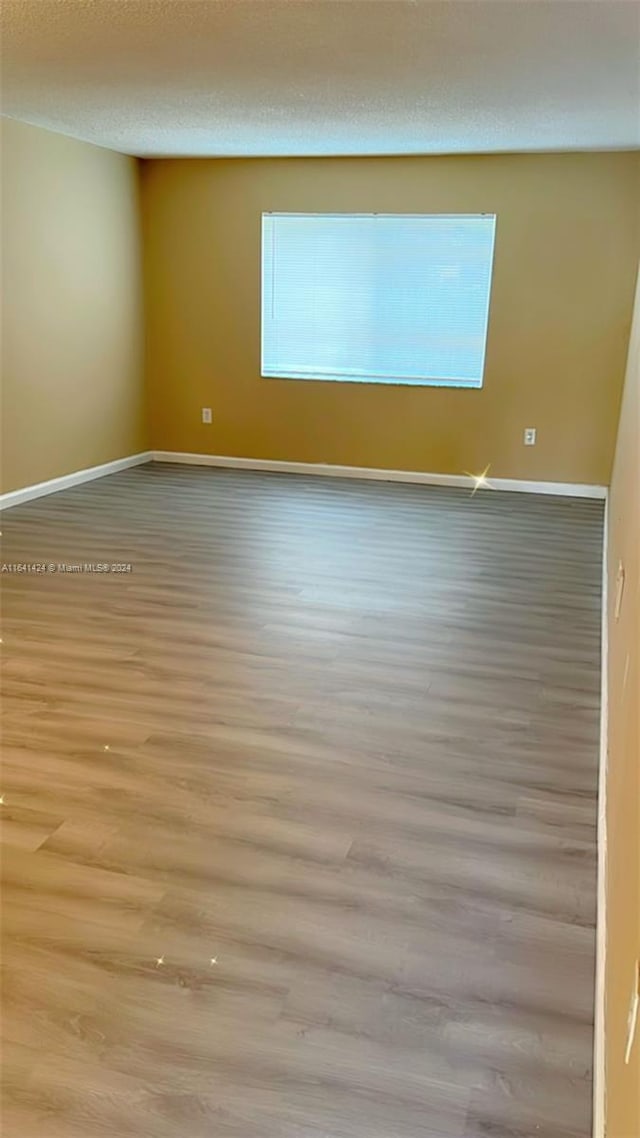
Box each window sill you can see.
[261,372,483,390]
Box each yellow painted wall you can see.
[605,264,640,1138]
[142,153,639,483]
[0,118,147,494]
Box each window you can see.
[261,213,496,389]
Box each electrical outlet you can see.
[524,428,536,446]
[201,408,212,424]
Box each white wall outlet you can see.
[523,428,536,446]
[201,408,212,424]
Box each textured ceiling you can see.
[1,0,639,157]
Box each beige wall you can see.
[605,264,640,1138]
[142,153,639,483]
[1,118,147,494]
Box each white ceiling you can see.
[1,0,639,158]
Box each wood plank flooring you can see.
[0,465,603,1138]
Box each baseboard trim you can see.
[593,498,609,1138]
[1,449,607,508]
[0,452,153,511]
[151,451,608,499]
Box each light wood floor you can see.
[1,465,603,1138]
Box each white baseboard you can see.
[593,498,609,1138]
[151,451,608,499]
[0,452,153,511]
[1,449,607,509]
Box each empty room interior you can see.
[1,2,639,1137]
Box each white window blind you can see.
[261,213,496,388]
